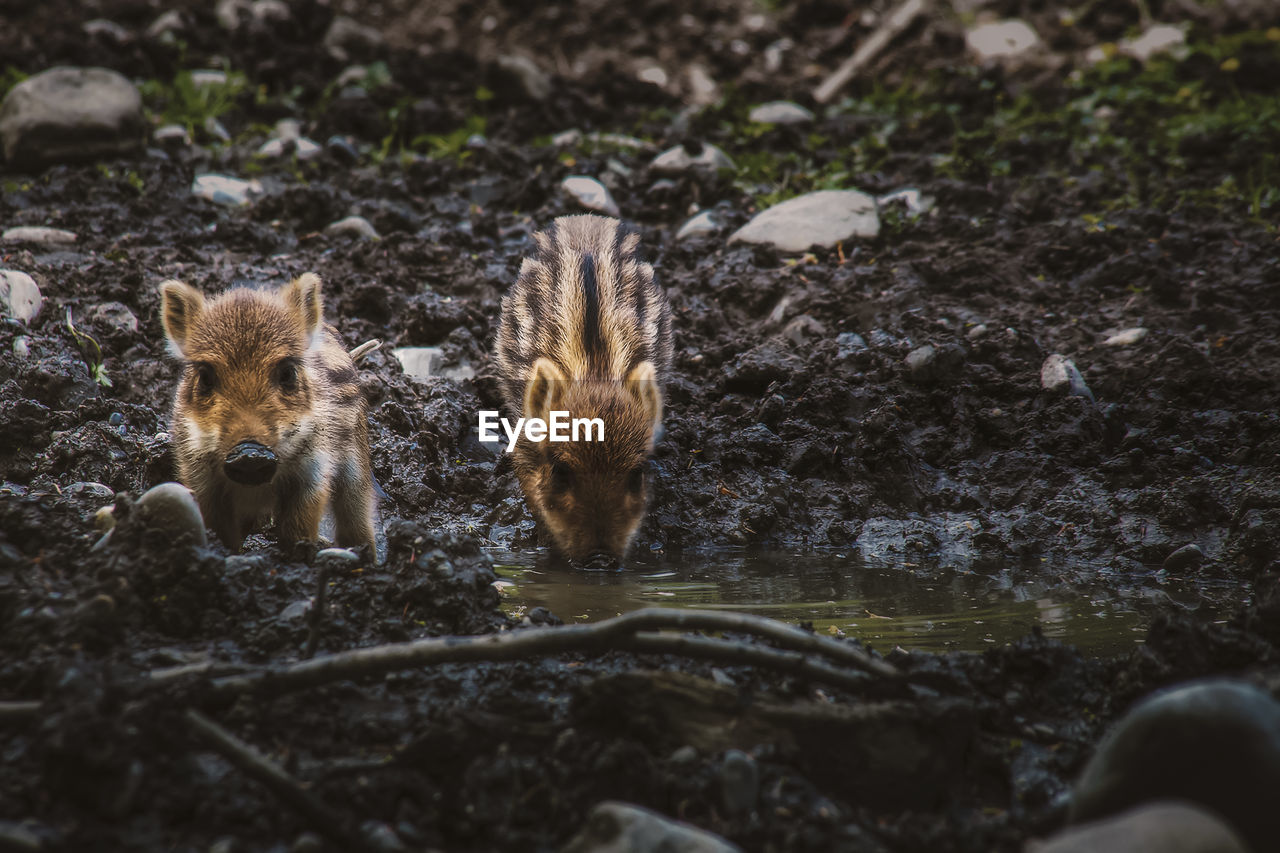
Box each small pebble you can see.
[729,189,880,251]
[0,270,43,323]
[1163,543,1205,572]
[748,101,814,125]
[966,19,1040,60]
[561,176,620,217]
[650,141,735,175]
[1103,327,1148,347]
[2,226,77,245]
[720,749,760,815]
[326,135,359,164]
[675,209,721,241]
[134,482,207,547]
[154,124,191,147]
[108,412,125,426]
[1040,354,1094,402]
[192,174,261,206]
[325,215,380,241]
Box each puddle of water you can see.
[491,549,1228,656]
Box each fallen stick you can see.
[202,607,897,698]
[813,0,928,104]
[185,709,364,850]
[0,701,42,723]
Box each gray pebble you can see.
[3,226,78,245]
[1162,543,1206,573]
[134,482,208,547]
[720,749,759,815]
[326,215,380,241]
[0,270,42,323]
[748,100,815,125]
[561,176,620,217]
[1040,354,1094,402]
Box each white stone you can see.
[495,54,552,102]
[154,124,191,146]
[394,347,444,380]
[192,173,262,206]
[84,301,139,334]
[563,801,741,853]
[675,210,721,241]
[637,66,669,88]
[147,10,185,38]
[561,176,620,217]
[1103,327,1148,347]
[729,189,880,252]
[326,215,380,241]
[1031,802,1248,853]
[1122,25,1187,63]
[685,64,718,105]
[748,101,815,125]
[256,136,322,160]
[0,66,145,166]
[189,70,229,89]
[650,142,735,175]
[966,20,1040,60]
[1040,353,1093,400]
[0,270,42,323]
[877,187,934,216]
[135,482,207,547]
[2,226,77,245]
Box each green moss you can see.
[0,66,27,100]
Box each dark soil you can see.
[2,0,1280,850]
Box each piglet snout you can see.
[224,441,278,486]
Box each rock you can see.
[326,215,380,241]
[650,141,735,175]
[1163,543,1206,572]
[133,482,208,547]
[192,174,262,207]
[720,749,759,815]
[836,331,868,359]
[1118,25,1187,63]
[0,270,42,323]
[877,187,934,216]
[324,16,384,59]
[1040,354,1094,402]
[189,70,229,89]
[83,19,132,44]
[256,136,322,160]
[729,190,880,252]
[278,599,312,622]
[2,226,78,245]
[146,10,185,39]
[551,130,655,151]
[13,336,31,358]
[562,176,620,217]
[84,302,139,336]
[495,54,553,101]
[203,116,231,143]
[966,20,1040,61]
[906,343,964,383]
[0,67,145,166]
[637,65,669,88]
[393,347,444,380]
[748,101,815,125]
[316,547,361,569]
[562,801,742,853]
[684,64,719,106]
[675,210,721,241]
[1103,327,1148,347]
[154,124,191,147]
[215,0,248,30]
[1071,679,1280,853]
[64,481,116,503]
[326,135,359,164]
[1032,801,1249,853]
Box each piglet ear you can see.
[524,357,567,419]
[282,273,323,342]
[159,279,205,358]
[625,360,663,427]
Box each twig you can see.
[623,633,872,693]
[304,563,330,660]
[201,608,897,698]
[0,701,42,723]
[184,709,363,850]
[813,0,928,104]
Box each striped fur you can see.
[160,274,377,555]
[494,215,674,563]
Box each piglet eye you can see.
[550,460,574,494]
[275,359,300,391]
[193,364,217,396]
[627,464,645,495]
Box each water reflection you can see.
[490,548,1226,656]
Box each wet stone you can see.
[0,66,145,166]
[836,331,868,359]
[1162,543,1206,572]
[326,215,380,241]
[966,20,1040,61]
[563,801,742,853]
[906,343,964,383]
[1040,354,1094,402]
[650,141,735,175]
[1071,679,1280,853]
[3,226,78,245]
[561,176,620,217]
[1103,327,1148,347]
[192,174,261,206]
[720,749,759,815]
[748,100,815,125]
[729,189,879,252]
[0,270,43,323]
[130,482,208,547]
[84,301,139,336]
[675,209,721,241]
[278,599,312,622]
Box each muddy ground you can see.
[2,0,1280,850]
